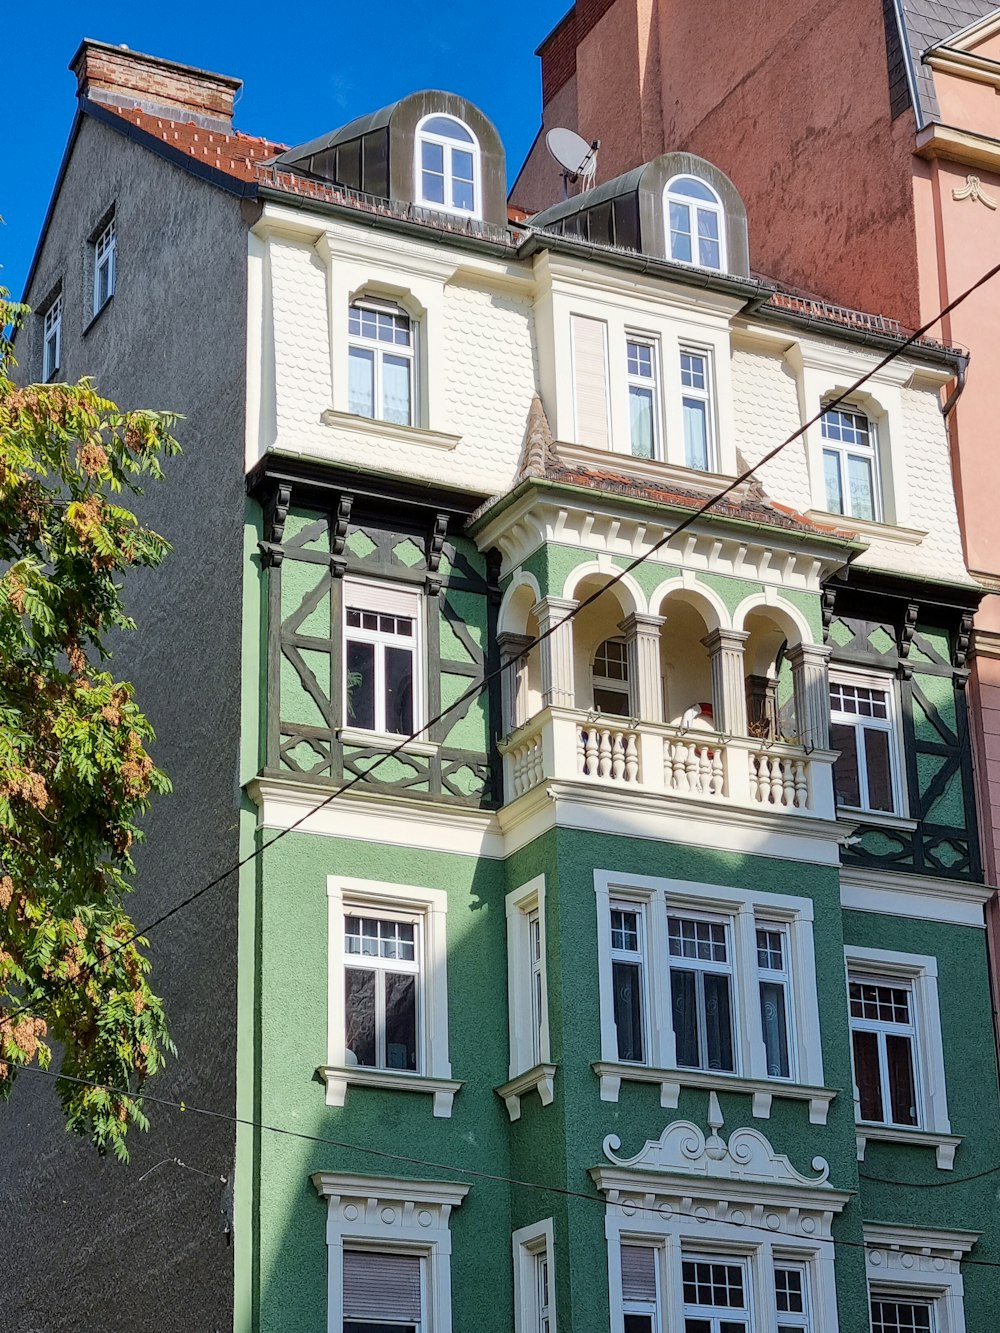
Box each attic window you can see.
[665,176,726,272]
[415,114,481,218]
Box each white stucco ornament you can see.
[952,175,998,210]
[602,1091,831,1187]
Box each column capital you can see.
[618,612,667,638]
[496,631,534,653]
[785,641,832,666]
[530,596,578,624]
[701,627,751,653]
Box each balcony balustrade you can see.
[499,707,837,819]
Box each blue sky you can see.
[5,0,569,301]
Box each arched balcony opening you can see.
[657,593,715,731]
[742,609,795,742]
[498,581,542,736]
[570,575,638,716]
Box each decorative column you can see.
[531,597,578,709]
[619,613,666,722]
[702,628,750,736]
[787,642,833,749]
[497,632,534,734]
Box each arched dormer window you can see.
[665,176,726,272]
[593,639,630,716]
[415,114,481,217]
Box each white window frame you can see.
[680,1253,752,1332]
[607,1228,836,1333]
[664,175,727,272]
[773,1259,813,1332]
[347,297,417,427]
[501,876,555,1120]
[43,296,62,381]
[845,945,955,1167]
[820,403,882,522]
[513,1218,557,1333]
[313,1172,469,1333]
[595,873,827,1120]
[829,668,906,817]
[609,898,650,1066]
[865,1223,976,1333]
[343,909,421,1074]
[93,216,116,315]
[592,637,631,716]
[679,345,717,472]
[757,922,796,1082]
[342,578,423,741]
[414,113,482,219]
[324,876,458,1117]
[667,908,738,1075]
[626,335,662,460]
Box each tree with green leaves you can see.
[0,290,179,1159]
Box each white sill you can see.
[805,509,928,546]
[838,810,918,833]
[495,1063,557,1122]
[592,1061,837,1125]
[339,728,437,758]
[320,408,461,452]
[318,1065,462,1118]
[856,1124,961,1170]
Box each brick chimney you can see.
[70,39,242,132]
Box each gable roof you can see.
[898,0,1000,120]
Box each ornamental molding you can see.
[600,1091,832,1190]
[311,1173,470,1244]
[865,1222,980,1277]
[952,174,999,209]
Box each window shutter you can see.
[621,1244,658,1302]
[343,1250,422,1321]
[571,314,610,449]
[344,581,421,618]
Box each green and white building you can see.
[12,40,1000,1333]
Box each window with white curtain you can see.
[665,176,726,271]
[829,672,903,815]
[680,348,715,471]
[415,114,481,217]
[821,405,881,521]
[626,338,660,459]
[343,579,421,738]
[348,299,415,427]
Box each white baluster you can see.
[673,742,689,791]
[794,758,809,809]
[697,745,713,795]
[710,747,724,797]
[624,733,639,783]
[585,727,599,777]
[781,758,795,807]
[770,756,784,805]
[598,729,612,779]
[611,731,625,780]
[577,728,586,775]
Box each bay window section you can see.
[610,903,646,1064]
[680,349,714,471]
[668,914,735,1073]
[627,339,659,459]
[344,582,420,739]
[348,300,415,427]
[849,974,918,1128]
[344,914,419,1072]
[829,675,900,815]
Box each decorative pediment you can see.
[601,1091,831,1188]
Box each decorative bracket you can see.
[330,493,353,578]
[821,587,837,642]
[259,482,292,568]
[425,513,449,596]
[899,603,918,659]
[953,612,974,671]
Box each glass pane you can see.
[421,139,444,172]
[452,176,475,212]
[345,1322,418,1332]
[671,176,717,201]
[683,397,709,469]
[348,346,375,419]
[760,980,790,1078]
[594,685,631,716]
[863,726,894,812]
[346,640,375,730]
[704,972,735,1071]
[871,1299,932,1333]
[384,972,417,1070]
[697,208,720,240]
[345,968,376,1067]
[823,448,844,514]
[610,908,639,953]
[382,354,412,426]
[847,452,876,520]
[719,1324,749,1333]
[613,960,644,1062]
[887,1033,918,1125]
[853,1028,884,1121]
[384,645,414,735]
[452,148,474,181]
[671,968,700,1067]
[669,201,692,262]
[830,722,861,807]
[684,1323,712,1333]
[624,1319,656,1333]
[698,236,722,270]
[629,385,654,458]
[422,115,474,141]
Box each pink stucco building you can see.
[513,0,1000,1013]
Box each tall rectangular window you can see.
[344,582,420,737]
[682,1257,751,1332]
[535,1251,551,1333]
[680,349,714,471]
[344,913,419,1072]
[626,339,659,459]
[870,1297,932,1333]
[529,909,544,1067]
[43,297,62,381]
[571,314,610,450]
[343,1249,423,1331]
[668,914,735,1072]
[829,675,900,814]
[93,217,116,314]
[849,974,919,1127]
[757,923,792,1080]
[821,406,880,521]
[610,903,646,1063]
[775,1263,812,1333]
[621,1245,659,1333]
[348,300,415,426]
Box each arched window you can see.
[665,176,726,272]
[593,638,630,716]
[347,298,415,427]
[820,404,881,521]
[415,115,481,217]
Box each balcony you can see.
[500,707,836,818]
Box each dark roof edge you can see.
[19,107,85,303]
[247,450,489,517]
[842,561,983,610]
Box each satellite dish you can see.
[546,127,593,175]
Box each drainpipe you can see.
[940,354,968,417]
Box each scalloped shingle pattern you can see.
[270,238,332,441]
[731,347,813,502]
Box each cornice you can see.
[863,1222,980,1257]
[925,45,1000,91]
[311,1173,471,1206]
[915,121,1000,174]
[840,864,991,927]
